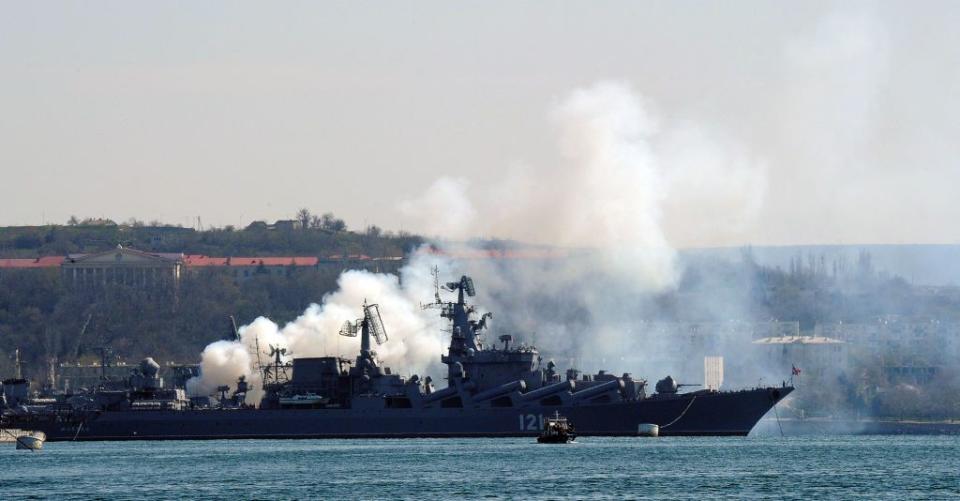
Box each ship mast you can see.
[262,345,290,387]
[425,273,490,354]
[339,301,388,372]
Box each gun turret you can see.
[655,376,701,395]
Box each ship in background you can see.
[1,273,792,440]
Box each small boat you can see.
[538,412,576,443]
[278,393,329,407]
[15,432,45,451]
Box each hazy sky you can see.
[1,1,958,247]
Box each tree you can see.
[365,225,382,237]
[320,212,335,230]
[320,212,346,232]
[13,233,43,249]
[67,215,80,226]
[296,208,312,231]
[79,217,116,226]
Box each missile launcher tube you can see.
[471,380,526,402]
[519,380,575,402]
[571,378,624,402]
[422,386,459,404]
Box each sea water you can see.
[0,436,957,500]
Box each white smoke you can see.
[400,80,767,289]
[393,81,768,380]
[187,252,450,399]
[398,177,477,240]
[759,7,898,244]
[187,78,769,399]
[186,340,255,397]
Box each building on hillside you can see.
[61,245,184,289]
[0,256,65,278]
[749,320,801,339]
[184,254,406,281]
[814,318,957,384]
[1,250,407,286]
[243,219,302,231]
[319,254,405,274]
[184,255,320,281]
[142,226,195,248]
[272,219,302,231]
[752,335,848,381]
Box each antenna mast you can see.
[432,266,441,305]
[262,345,290,386]
[98,346,113,381]
[253,335,264,373]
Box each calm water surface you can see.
[0,436,957,500]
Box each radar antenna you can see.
[339,320,359,338]
[364,302,388,345]
[443,275,475,297]
[268,345,287,363]
[340,301,388,346]
[424,272,477,322]
[340,300,390,377]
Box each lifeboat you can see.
[278,393,329,407]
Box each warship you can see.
[1,274,792,441]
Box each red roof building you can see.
[0,256,66,269]
[183,255,319,267]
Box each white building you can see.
[752,335,847,381]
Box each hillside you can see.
[0,216,421,259]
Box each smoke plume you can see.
[187,252,449,399]
[188,80,772,400]
[397,81,768,382]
